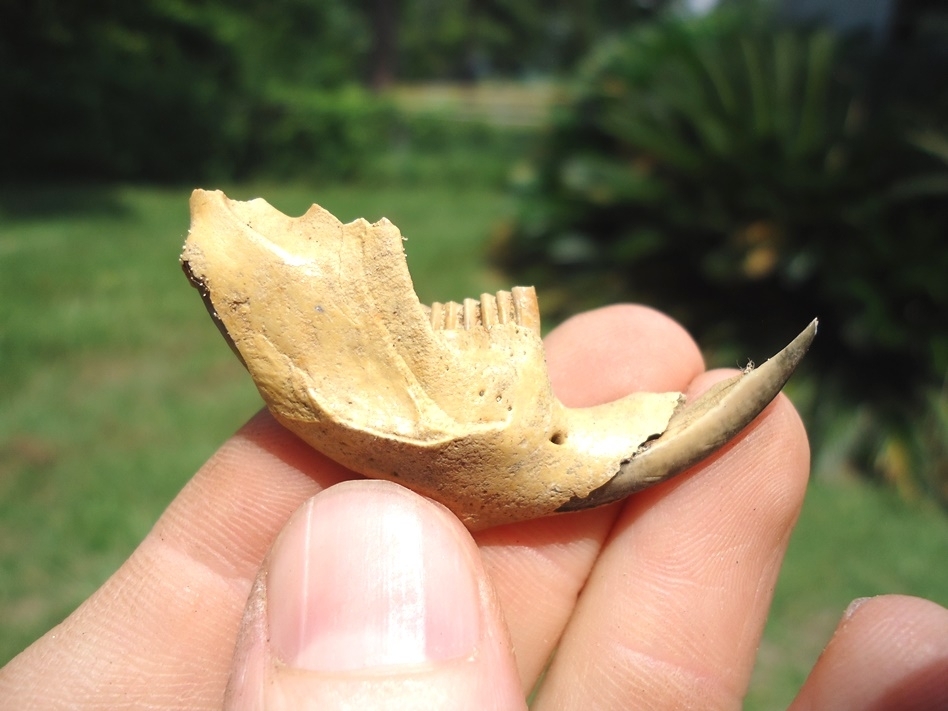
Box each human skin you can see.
[1,305,946,709]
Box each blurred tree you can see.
[0,0,370,181]
[0,0,245,180]
[226,0,369,88]
[0,0,669,181]
[396,0,672,80]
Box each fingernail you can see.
[842,596,872,622]
[267,481,481,672]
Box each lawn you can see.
[2,184,947,708]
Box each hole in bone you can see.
[550,431,567,445]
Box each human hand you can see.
[2,306,946,710]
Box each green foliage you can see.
[376,113,539,188]
[397,0,668,80]
[0,0,376,182]
[248,86,399,181]
[0,0,241,180]
[0,0,663,183]
[495,9,948,502]
[243,88,533,187]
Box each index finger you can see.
[474,304,706,689]
[533,369,810,709]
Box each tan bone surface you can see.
[181,189,683,528]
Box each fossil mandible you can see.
[181,189,815,530]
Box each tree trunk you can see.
[369,0,398,91]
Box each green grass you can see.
[2,184,947,710]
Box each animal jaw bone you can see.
[557,320,817,511]
[181,189,815,530]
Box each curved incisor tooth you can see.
[182,189,813,530]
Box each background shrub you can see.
[247,86,398,182]
[0,0,663,184]
[494,8,948,503]
[0,0,374,183]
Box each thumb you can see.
[225,480,526,711]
